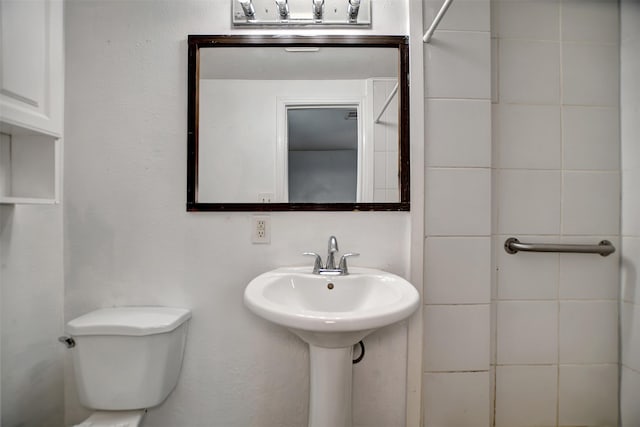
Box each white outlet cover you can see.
[252,215,270,244]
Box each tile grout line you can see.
[492,24,501,427]
[557,2,564,425]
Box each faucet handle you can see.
[303,252,323,274]
[338,253,360,275]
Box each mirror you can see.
[187,35,409,211]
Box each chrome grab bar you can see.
[504,237,615,257]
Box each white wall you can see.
[64,1,413,426]
[0,1,65,425]
[491,1,620,426]
[1,204,65,427]
[620,0,640,425]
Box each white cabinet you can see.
[0,0,63,137]
[0,0,63,203]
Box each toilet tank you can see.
[66,306,192,410]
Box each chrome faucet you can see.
[303,236,359,275]
[326,236,339,269]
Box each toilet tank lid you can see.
[66,306,192,336]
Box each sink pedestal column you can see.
[308,344,353,427]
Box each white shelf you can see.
[0,133,60,204]
[0,120,61,140]
[0,197,57,205]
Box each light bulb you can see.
[275,0,289,19]
[238,0,255,18]
[348,0,361,22]
[312,0,324,20]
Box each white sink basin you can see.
[244,266,419,347]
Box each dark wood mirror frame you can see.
[187,35,410,212]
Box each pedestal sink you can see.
[243,266,419,427]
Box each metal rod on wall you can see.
[374,83,399,124]
[504,237,616,257]
[423,0,454,43]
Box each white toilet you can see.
[63,306,192,427]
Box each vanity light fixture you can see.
[275,0,289,19]
[231,0,371,26]
[312,0,324,20]
[238,0,256,18]
[347,0,360,22]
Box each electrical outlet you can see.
[252,215,270,244]
[258,193,274,203]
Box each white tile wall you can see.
[621,302,640,373]
[562,171,620,235]
[426,99,491,167]
[424,0,490,32]
[497,170,561,235]
[385,153,399,192]
[490,39,499,103]
[424,304,490,371]
[496,301,558,365]
[492,0,620,427]
[492,0,560,40]
[495,365,558,427]
[499,40,560,104]
[425,168,492,236]
[496,236,559,300]
[562,43,620,107]
[423,1,493,423]
[559,300,618,364]
[622,168,640,237]
[372,79,400,202]
[424,237,491,304]
[621,0,640,42]
[559,237,620,300]
[621,366,640,427]
[374,152,386,190]
[563,106,620,171]
[424,31,491,99]
[495,104,561,169]
[621,105,640,171]
[423,372,491,427]
[558,364,619,427]
[491,1,621,425]
[373,189,385,202]
[561,0,620,43]
[561,265,618,298]
[621,41,640,102]
[386,188,399,202]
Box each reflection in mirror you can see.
[187,36,409,211]
[287,107,358,203]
